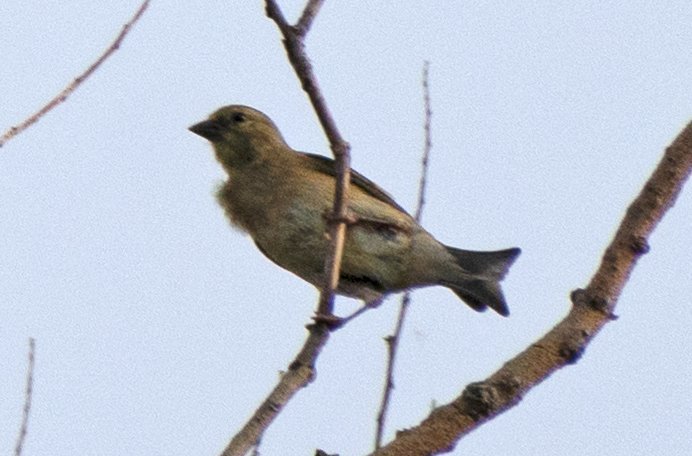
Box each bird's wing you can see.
[300,152,411,215]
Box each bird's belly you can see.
[252,202,329,282]
[252,202,412,294]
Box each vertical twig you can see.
[0,0,150,148]
[14,338,36,456]
[374,61,433,450]
[266,0,351,322]
[417,61,433,223]
[221,3,350,455]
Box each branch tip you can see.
[0,0,150,148]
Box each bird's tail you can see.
[440,246,521,317]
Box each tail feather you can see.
[443,246,520,316]
[446,247,521,280]
[448,280,509,316]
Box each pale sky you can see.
[2,2,691,455]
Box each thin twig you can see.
[372,121,692,455]
[221,2,350,455]
[14,338,35,456]
[416,61,433,223]
[374,61,433,450]
[0,0,150,148]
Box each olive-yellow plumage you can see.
[190,105,520,316]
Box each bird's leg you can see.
[311,297,384,330]
[337,297,384,326]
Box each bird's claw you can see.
[311,312,345,330]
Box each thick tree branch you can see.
[372,121,692,455]
[0,0,150,148]
[220,2,351,455]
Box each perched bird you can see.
[189,105,520,316]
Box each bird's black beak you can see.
[189,120,223,142]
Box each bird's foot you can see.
[311,312,345,330]
[322,210,358,226]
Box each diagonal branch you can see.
[0,0,150,148]
[220,325,329,456]
[220,2,351,455]
[372,121,692,455]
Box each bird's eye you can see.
[232,112,246,123]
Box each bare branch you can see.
[221,325,329,456]
[372,121,692,455]
[14,338,35,456]
[266,0,351,321]
[415,61,433,223]
[374,61,433,450]
[0,0,150,148]
[221,2,351,454]
[296,0,325,35]
[264,0,290,32]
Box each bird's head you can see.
[189,105,290,170]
